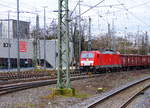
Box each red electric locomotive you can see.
[80,50,121,71]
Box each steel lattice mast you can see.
[57,0,70,88]
[88,17,91,51]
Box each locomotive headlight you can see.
[81,63,84,66]
[81,61,93,66]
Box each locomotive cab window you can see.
[81,53,94,58]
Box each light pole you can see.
[78,0,81,64]
[17,0,20,73]
[124,27,127,54]
[8,11,11,72]
[111,19,116,51]
[43,6,47,70]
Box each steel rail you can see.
[0,69,147,86]
[0,70,149,97]
[0,74,102,96]
[0,72,86,85]
[0,80,55,95]
[85,76,150,108]
[120,85,150,108]
[0,69,81,81]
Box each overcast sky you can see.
[0,0,150,35]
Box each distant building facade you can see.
[0,39,73,69]
[0,19,30,39]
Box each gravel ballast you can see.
[0,69,150,108]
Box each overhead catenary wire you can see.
[0,2,16,9]
[128,0,150,9]
[130,0,150,11]
[80,0,105,16]
[117,0,150,27]
[0,0,37,10]
[71,0,105,20]
[0,1,35,10]
[0,1,53,16]
[103,0,150,16]
[70,1,80,17]
[81,3,124,8]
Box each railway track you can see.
[0,68,148,82]
[0,72,101,96]
[120,85,150,108]
[0,69,85,81]
[0,79,55,96]
[0,69,149,98]
[73,76,150,108]
[0,69,131,86]
[0,69,56,81]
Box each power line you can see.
[0,2,16,9]
[80,0,105,16]
[70,1,79,16]
[81,3,124,8]
[130,0,150,10]
[117,0,150,27]
[129,0,150,9]
[108,0,150,15]
[72,0,105,20]
[0,1,45,14]
[0,0,36,10]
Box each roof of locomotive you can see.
[81,49,120,55]
[81,50,101,54]
[81,50,150,56]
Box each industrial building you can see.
[0,19,73,69]
[0,19,30,39]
